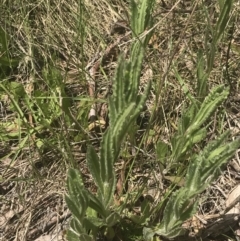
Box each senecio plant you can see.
[65,0,240,240]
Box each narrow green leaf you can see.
[66,169,89,220]
[113,55,127,114]
[87,145,103,195]
[0,26,9,52]
[130,0,138,34]
[185,161,202,193]
[215,0,233,43]
[129,44,144,102]
[0,56,19,67]
[111,102,137,152]
[202,139,240,182]
[138,0,148,34]
[102,175,116,208]
[201,130,230,162]
[108,97,116,130]
[99,130,114,185]
[186,85,229,137]
[65,195,84,224]
[87,191,107,217]
[196,50,208,100]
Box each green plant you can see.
[65,0,240,240]
[143,1,240,239]
[0,66,71,144]
[0,26,20,77]
[197,0,233,100]
[145,85,240,240]
[65,0,155,240]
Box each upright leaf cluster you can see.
[65,1,240,240]
[144,86,240,240]
[65,0,155,240]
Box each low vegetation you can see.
[1,0,240,241]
